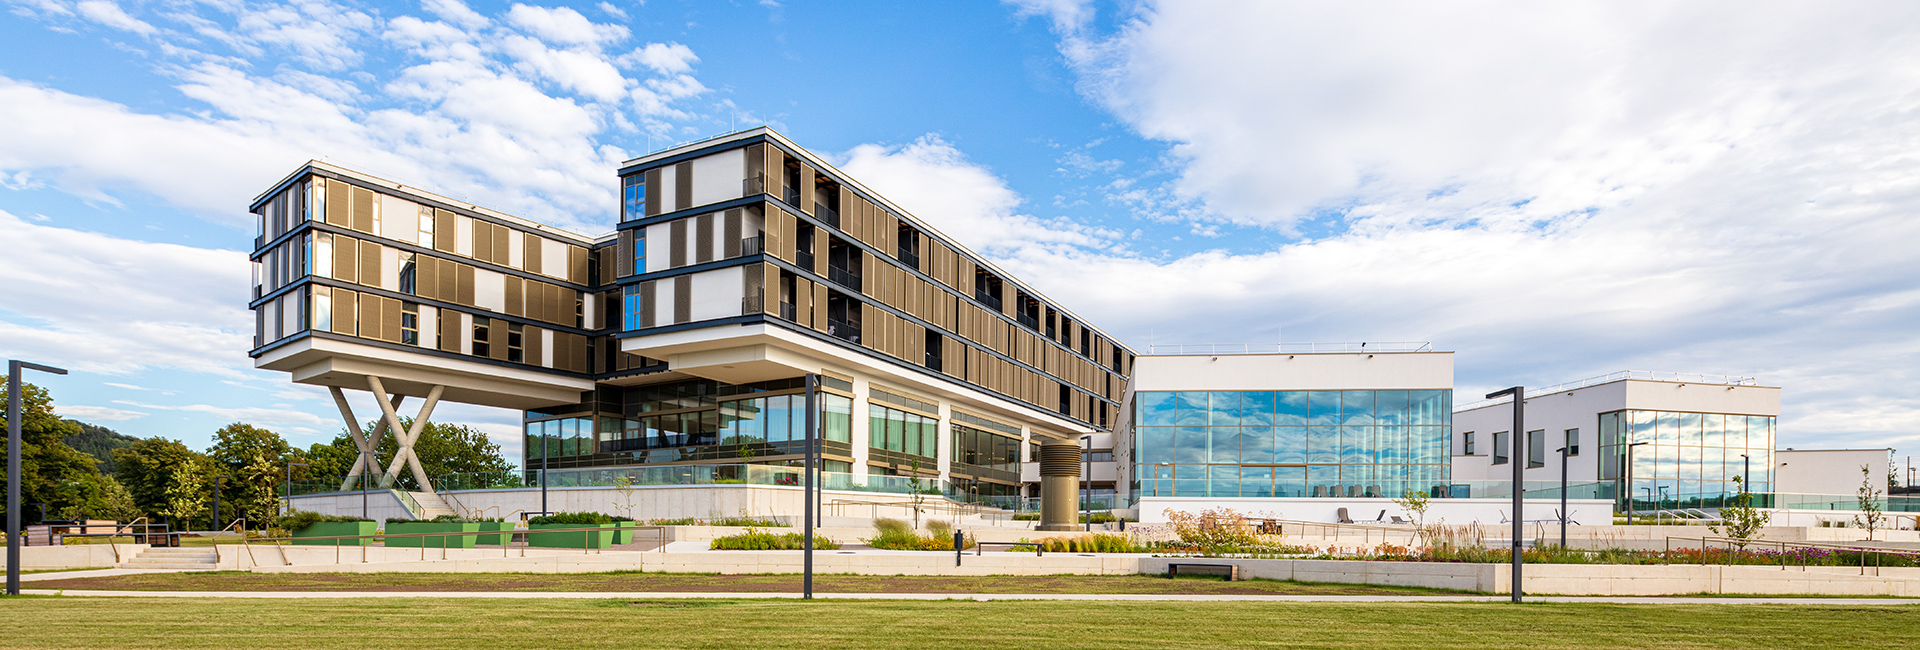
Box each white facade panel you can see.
[657,164,677,211]
[380,194,418,244]
[689,149,744,207]
[688,266,745,322]
[1130,352,1453,392]
[654,276,676,325]
[645,223,671,272]
[380,247,401,291]
[419,305,438,350]
[541,239,567,279]
[1776,449,1891,496]
[453,215,473,256]
[508,229,524,268]
[473,267,506,312]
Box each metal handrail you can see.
[107,517,147,564]
[391,489,424,519]
[1147,342,1435,355]
[1458,370,1762,411]
[1666,535,1920,576]
[259,523,672,568]
[223,518,257,569]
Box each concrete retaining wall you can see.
[0,544,143,570]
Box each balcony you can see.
[740,235,763,256]
[925,352,942,372]
[740,290,763,316]
[796,250,815,272]
[827,264,862,292]
[779,301,797,321]
[1016,313,1039,330]
[783,186,801,206]
[975,292,1002,312]
[827,318,861,344]
[743,173,767,196]
[814,203,840,229]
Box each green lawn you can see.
[0,598,1910,649]
[27,571,1459,596]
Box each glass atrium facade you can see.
[524,377,855,477]
[1132,390,1453,499]
[1599,410,1776,508]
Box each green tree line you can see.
[2,383,512,530]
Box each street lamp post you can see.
[1485,386,1524,604]
[1657,485,1670,518]
[8,360,68,596]
[1555,445,1568,548]
[1624,442,1648,524]
[1739,453,1751,496]
[284,461,308,517]
[802,373,817,600]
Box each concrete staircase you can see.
[410,491,457,520]
[119,546,219,570]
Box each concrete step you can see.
[138,548,219,556]
[120,562,218,570]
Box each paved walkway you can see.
[19,568,197,582]
[17,589,1920,604]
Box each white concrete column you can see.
[935,401,952,483]
[849,375,871,483]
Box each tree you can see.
[207,423,297,527]
[113,438,213,521]
[0,383,115,521]
[1710,475,1771,548]
[162,460,210,530]
[1856,464,1886,540]
[1392,489,1431,545]
[63,421,141,473]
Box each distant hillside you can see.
[64,421,143,472]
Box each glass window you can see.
[823,393,852,443]
[1209,465,1239,497]
[1240,427,1274,465]
[1308,391,1341,426]
[506,322,523,362]
[471,316,490,357]
[1240,466,1274,498]
[400,303,419,345]
[633,231,646,274]
[1175,426,1208,464]
[1308,426,1339,464]
[1565,428,1579,456]
[1374,390,1408,427]
[1240,392,1275,426]
[1208,427,1239,464]
[314,233,333,278]
[1409,390,1445,426]
[1208,392,1241,426]
[1527,429,1545,468]
[1376,426,1405,464]
[417,207,434,248]
[1341,391,1375,426]
[1341,426,1372,465]
[1492,431,1509,464]
[1173,392,1208,426]
[1139,427,1175,464]
[1274,427,1307,464]
[1273,466,1307,498]
[1274,391,1308,426]
[1138,392,1176,426]
[622,175,646,220]
[1678,412,1702,445]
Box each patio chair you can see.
[1337,508,1355,524]
[1389,516,1410,525]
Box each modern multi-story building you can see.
[1451,371,1780,512]
[249,127,1134,528]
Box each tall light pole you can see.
[1554,445,1568,548]
[802,374,817,600]
[8,360,68,596]
[1624,442,1648,524]
[284,461,308,517]
[1485,386,1524,604]
[1738,453,1751,497]
[212,476,230,532]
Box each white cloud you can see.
[56,405,149,421]
[628,42,697,74]
[838,135,1117,254]
[597,2,626,20]
[1005,0,1093,33]
[500,34,633,102]
[74,0,155,34]
[422,0,489,31]
[114,399,330,431]
[0,211,251,377]
[230,0,379,71]
[505,3,628,49]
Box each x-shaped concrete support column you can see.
[370,376,443,493]
[330,387,403,492]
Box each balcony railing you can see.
[814,203,840,229]
[783,186,801,206]
[925,352,942,372]
[796,250,814,272]
[827,264,862,291]
[827,318,860,344]
[743,173,767,195]
[741,290,763,316]
[898,249,919,270]
[779,301,797,321]
[739,235,763,256]
[1016,313,1039,330]
[975,292,1002,311]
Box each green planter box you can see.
[476,521,515,546]
[613,521,638,545]
[526,523,614,549]
[292,521,376,546]
[386,522,479,548]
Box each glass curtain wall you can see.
[867,404,937,459]
[524,379,855,469]
[1599,410,1775,509]
[1132,390,1452,498]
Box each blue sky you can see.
[3,0,1917,468]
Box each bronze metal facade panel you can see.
[695,212,714,264]
[504,276,524,316]
[812,282,827,333]
[381,296,403,342]
[358,240,380,288]
[669,219,687,267]
[437,307,460,352]
[525,325,544,367]
[762,263,780,315]
[568,245,587,285]
[472,220,493,263]
[673,161,693,211]
[722,209,741,258]
[765,206,791,262]
[358,293,383,339]
[486,318,507,361]
[525,232,542,271]
[456,263,475,305]
[416,254,439,300]
[332,289,356,335]
[493,224,510,264]
[332,235,358,283]
[644,169,662,216]
[350,185,375,233]
[799,165,815,215]
[325,179,350,226]
[639,280,655,328]
[432,209,458,253]
[673,275,691,324]
[615,230,633,278]
[437,258,456,301]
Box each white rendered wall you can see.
[688,266,744,321]
[473,267,506,312]
[541,239,567,279]
[1776,449,1890,496]
[644,222,670,273]
[380,194,418,244]
[689,149,744,207]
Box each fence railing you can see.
[291,464,959,500]
[1146,342,1434,355]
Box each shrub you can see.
[647,517,698,526]
[527,511,612,525]
[864,518,973,551]
[927,520,953,540]
[708,528,840,551]
[1165,508,1259,550]
[274,510,369,531]
[710,516,788,527]
[1024,533,1149,554]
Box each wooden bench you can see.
[1167,563,1240,581]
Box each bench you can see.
[1167,562,1240,581]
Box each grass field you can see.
[27,571,1458,596]
[0,598,1912,649]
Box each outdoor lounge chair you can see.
[1389,516,1410,525]
[1337,508,1355,524]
